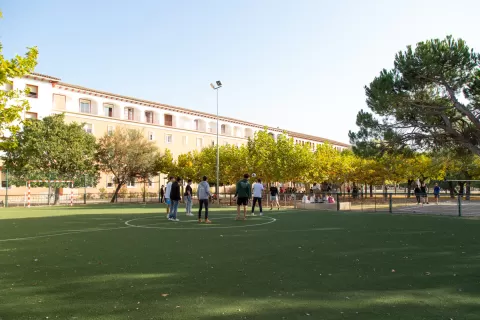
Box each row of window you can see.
[3,83,39,98]
[55,95,249,135]
[85,124,237,147]
[294,139,343,151]
[25,86,337,150]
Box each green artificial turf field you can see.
[1,204,480,320]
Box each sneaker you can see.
[198,219,203,223]
[278,207,280,210]
[251,213,255,216]
[166,215,169,219]
[186,213,194,216]
[174,218,180,222]
[270,207,273,211]
[260,212,263,216]
[168,217,173,221]
[205,219,212,224]
[235,216,242,221]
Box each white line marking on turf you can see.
[275,227,344,232]
[0,226,131,243]
[125,216,276,230]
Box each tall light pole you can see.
[210,80,222,204]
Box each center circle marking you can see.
[125,215,276,230]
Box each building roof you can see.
[29,73,350,147]
[29,72,61,81]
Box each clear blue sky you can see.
[1,0,480,143]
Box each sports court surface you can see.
[1,204,480,319]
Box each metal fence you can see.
[297,192,480,217]
[0,191,299,208]
[2,190,478,217]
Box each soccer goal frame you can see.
[27,180,74,208]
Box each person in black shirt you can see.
[160,185,165,203]
[168,177,182,221]
[184,179,193,216]
[269,183,280,210]
[414,185,421,205]
[420,183,429,205]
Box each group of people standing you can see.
[161,176,212,223]
[414,183,441,205]
[233,174,281,220]
[159,173,281,223]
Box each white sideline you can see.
[0,226,131,242]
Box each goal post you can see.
[27,180,74,208]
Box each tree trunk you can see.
[143,181,146,203]
[459,182,465,198]
[369,184,373,198]
[448,181,455,198]
[54,187,60,205]
[111,183,123,203]
[466,181,471,201]
[407,179,414,198]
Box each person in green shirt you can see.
[234,173,251,220]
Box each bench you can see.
[296,201,352,211]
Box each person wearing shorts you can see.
[234,173,251,220]
[433,183,441,204]
[270,183,280,210]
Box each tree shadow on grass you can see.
[1,211,480,319]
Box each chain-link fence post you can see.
[336,193,340,211]
[84,174,87,205]
[458,194,462,217]
[4,169,8,207]
[389,194,392,213]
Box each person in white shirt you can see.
[164,176,174,217]
[251,178,264,215]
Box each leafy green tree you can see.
[290,143,314,187]
[349,36,480,156]
[195,146,217,185]
[247,129,277,183]
[401,153,446,196]
[310,143,344,184]
[0,11,38,150]
[442,149,480,199]
[2,114,98,204]
[96,127,159,202]
[274,133,296,183]
[155,149,175,176]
